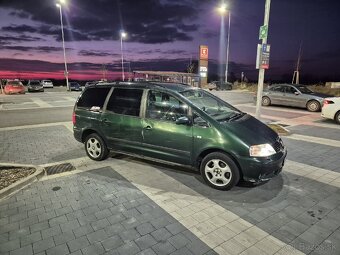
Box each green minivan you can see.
[73,82,286,190]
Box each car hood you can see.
[222,114,278,145]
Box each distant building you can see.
[133,71,199,87]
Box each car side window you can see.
[76,87,111,109]
[270,86,285,92]
[285,86,297,94]
[146,91,188,122]
[106,88,143,117]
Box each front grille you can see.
[273,137,284,152]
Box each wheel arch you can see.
[81,128,102,143]
[306,99,321,108]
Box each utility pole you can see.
[292,42,303,84]
[255,0,271,119]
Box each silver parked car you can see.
[259,84,331,112]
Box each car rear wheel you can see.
[307,100,321,112]
[200,152,240,190]
[335,111,340,124]
[85,133,109,161]
[262,96,271,106]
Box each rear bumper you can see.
[73,127,82,143]
[238,149,287,183]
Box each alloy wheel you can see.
[86,137,102,159]
[204,159,232,186]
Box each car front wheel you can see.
[85,133,109,161]
[307,100,321,112]
[200,152,240,190]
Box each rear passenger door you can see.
[100,88,144,154]
[268,85,285,105]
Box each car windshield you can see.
[296,86,313,94]
[180,89,244,122]
[30,81,40,85]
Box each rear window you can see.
[7,81,22,86]
[76,87,111,109]
[106,88,143,117]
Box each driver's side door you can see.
[141,90,193,165]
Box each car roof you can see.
[85,81,193,93]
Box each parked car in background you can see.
[4,80,25,94]
[208,81,232,91]
[85,81,97,87]
[69,82,82,91]
[73,82,286,190]
[27,80,44,92]
[322,97,340,124]
[41,80,54,88]
[258,84,331,112]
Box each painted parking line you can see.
[286,134,340,148]
[0,121,71,131]
[31,97,53,107]
[106,158,304,255]
[285,160,340,188]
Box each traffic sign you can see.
[261,44,270,69]
[259,25,268,40]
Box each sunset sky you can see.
[0,0,339,82]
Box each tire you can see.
[84,133,109,161]
[335,111,340,125]
[307,100,321,112]
[262,96,271,106]
[200,152,240,190]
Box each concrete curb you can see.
[0,164,45,200]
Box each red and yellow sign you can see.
[200,46,208,60]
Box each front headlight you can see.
[249,144,276,157]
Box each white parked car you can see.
[41,80,54,88]
[321,97,340,124]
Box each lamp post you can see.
[218,3,231,84]
[120,31,127,81]
[56,0,69,91]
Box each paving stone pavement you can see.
[287,125,340,141]
[0,125,84,165]
[0,167,217,255]
[282,138,340,172]
[1,93,340,255]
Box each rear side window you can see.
[106,88,143,117]
[270,86,285,92]
[77,87,111,109]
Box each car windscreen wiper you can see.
[218,112,246,122]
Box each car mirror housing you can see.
[294,91,300,95]
[176,116,191,125]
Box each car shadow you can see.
[109,153,287,206]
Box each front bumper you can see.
[238,149,287,183]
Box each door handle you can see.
[144,125,152,130]
[101,118,109,124]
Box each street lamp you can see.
[56,0,69,91]
[218,3,231,84]
[120,31,127,81]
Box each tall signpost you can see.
[199,45,209,88]
[255,0,271,119]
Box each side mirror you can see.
[294,91,300,95]
[176,116,191,125]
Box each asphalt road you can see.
[0,106,73,128]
